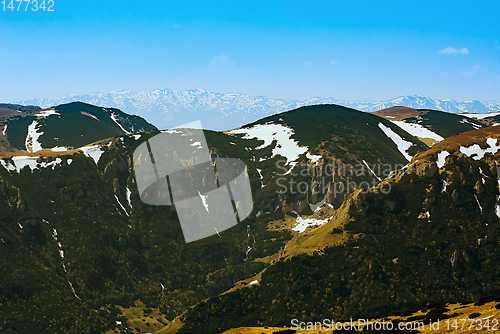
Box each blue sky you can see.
[1,0,499,102]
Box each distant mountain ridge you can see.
[14,88,500,130]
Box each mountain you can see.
[14,88,500,130]
[374,106,487,146]
[0,102,157,153]
[0,103,434,334]
[175,126,500,334]
[227,104,428,211]
[1,102,499,334]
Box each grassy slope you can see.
[175,128,500,334]
[0,129,291,333]
[221,299,500,334]
[405,110,485,138]
[242,104,427,163]
[5,102,157,151]
[228,104,428,211]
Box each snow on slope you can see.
[79,145,106,164]
[460,118,482,129]
[292,215,330,232]
[229,123,308,173]
[459,138,500,160]
[25,120,44,152]
[0,156,63,173]
[458,112,500,119]
[110,112,130,134]
[36,109,60,117]
[436,151,450,168]
[378,123,413,161]
[391,121,444,142]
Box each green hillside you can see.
[176,127,500,334]
[0,130,288,334]
[3,103,491,334]
[3,102,157,151]
[407,109,485,138]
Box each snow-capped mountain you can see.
[14,88,500,130]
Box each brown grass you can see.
[373,106,428,121]
[104,300,170,334]
[412,126,500,164]
[220,301,500,333]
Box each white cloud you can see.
[439,47,469,54]
[330,60,338,65]
[303,61,312,67]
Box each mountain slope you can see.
[227,104,428,212]
[0,102,157,153]
[374,106,486,146]
[1,103,497,334]
[14,88,500,130]
[0,103,432,334]
[174,125,500,334]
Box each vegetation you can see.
[0,103,497,334]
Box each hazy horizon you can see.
[1,0,499,102]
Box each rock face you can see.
[415,162,438,178]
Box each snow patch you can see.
[2,124,6,136]
[25,120,44,152]
[436,151,450,168]
[459,112,500,119]
[459,138,500,161]
[306,152,322,163]
[198,190,210,213]
[292,215,330,233]
[51,146,68,152]
[475,194,483,213]
[248,280,259,285]
[362,160,381,181]
[0,156,62,173]
[36,109,60,117]
[391,121,444,142]
[256,168,263,180]
[442,180,447,193]
[378,123,413,161]
[114,195,129,216]
[460,118,483,129]
[67,159,73,165]
[190,141,203,149]
[110,113,130,134]
[126,187,132,208]
[229,123,308,168]
[79,145,104,164]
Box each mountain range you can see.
[1,101,500,334]
[14,88,500,131]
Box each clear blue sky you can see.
[1,0,499,102]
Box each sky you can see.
[0,0,499,102]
